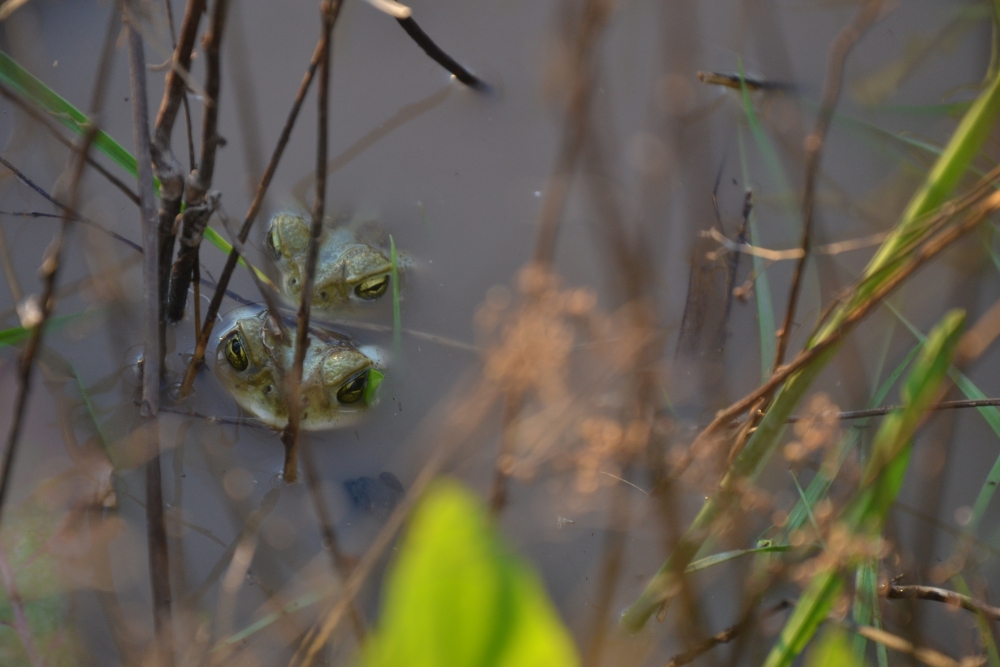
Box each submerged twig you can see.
[395,16,484,90]
[773,0,888,370]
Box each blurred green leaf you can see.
[0,312,86,348]
[807,627,868,667]
[357,479,579,667]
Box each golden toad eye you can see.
[355,275,389,300]
[225,334,249,371]
[336,371,368,404]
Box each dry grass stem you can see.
[773,0,889,369]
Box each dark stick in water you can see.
[278,0,367,642]
[151,0,207,374]
[396,16,485,90]
[125,5,175,664]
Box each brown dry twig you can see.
[275,0,365,645]
[150,0,207,369]
[663,600,791,667]
[167,0,230,323]
[886,583,1000,622]
[125,5,175,664]
[773,0,888,370]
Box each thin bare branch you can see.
[125,8,161,418]
[150,0,207,370]
[663,600,791,667]
[886,583,1000,622]
[853,624,985,667]
[773,0,888,369]
[168,0,230,322]
[271,1,362,646]
[789,397,1000,423]
[280,0,342,481]
[531,0,612,267]
[702,227,888,262]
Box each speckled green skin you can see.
[213,307,377,430]
[266,213,394,311]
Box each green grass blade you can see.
[763,310,964,667]
[790,471,826,550]
[738,60,795,198]
[809,626,867,667]
[390,234,401,355]
[782,327,918,538]
[763,571,844,667]
[852,560,887,667]
[202,227,275,289]
[954,574,1000,667]
[885,303,1000,530]
[737,126,777,379]
[684,544,792,574]
[870,69,1000,272]
[0,50,153,189]
[0,312,85,347]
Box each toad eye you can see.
[336,370,368,404]
[355,275,389,301]
[224,334,249,371]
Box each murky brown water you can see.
[2,0,1000,664]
